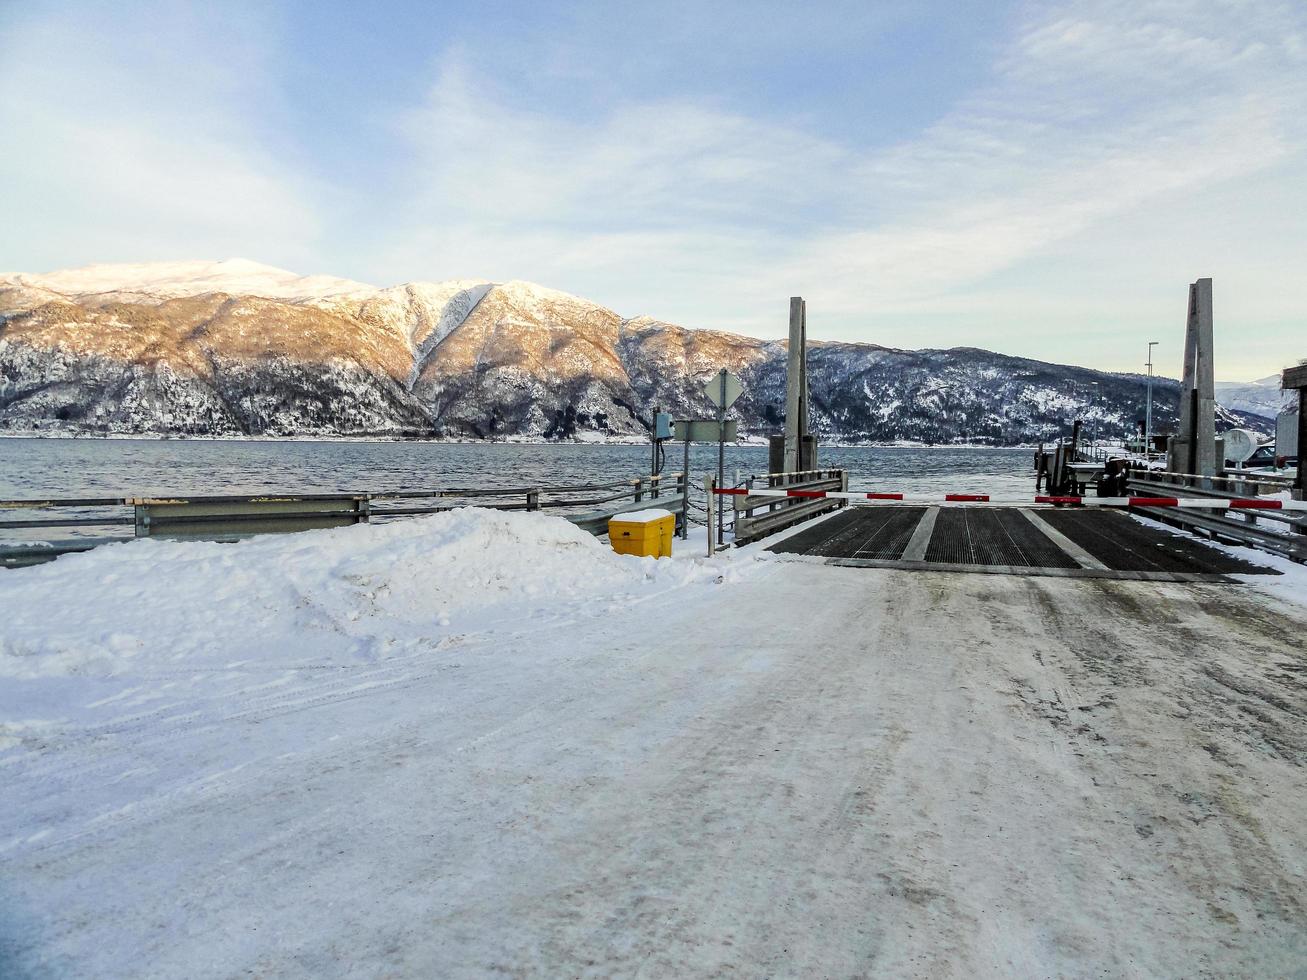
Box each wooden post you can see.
[633,478,644,504]
[526,489,540,512]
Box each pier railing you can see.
[0,473,687,568]
[1125,473,1306,563]
[1138,468,1296,495]
[730,469,847,546]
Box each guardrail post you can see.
[705,473,715,557]
[650,475,660,500]
[679,472,688,539]
[526,489,540,512]
[633,478,644,504]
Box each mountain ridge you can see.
[0,260,1276,443]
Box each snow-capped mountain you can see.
[0,260,1274,443]
[1214,375,1294,418]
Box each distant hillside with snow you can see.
[0,260,1274,443]
[1214,375,1295,418]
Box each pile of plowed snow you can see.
[0,509,718,683]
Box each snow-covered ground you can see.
[2,510,1306,976]
[0,511,726,744]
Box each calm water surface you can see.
[0,438,1036,498]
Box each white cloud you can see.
[384,0,1307,376]
[396,59,849,231]
[0,3,322,272]
[2,0,1303,378]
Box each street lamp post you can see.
[1145,341,1158,462]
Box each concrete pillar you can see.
[784,296,806,472]
[1177,284,1197,448]
[800,299,809,451]
[1192,278,1216,476]
[1177,278,1216,476]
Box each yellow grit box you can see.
[608,508,675,558]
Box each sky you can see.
[1,0,1304,381]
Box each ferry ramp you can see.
[767,505,1277,581]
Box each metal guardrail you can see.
[1146,469,1296,493]
[0,473,687,568]
[731,469,847,545]
[1126,476,1306,563]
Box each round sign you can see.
[1222,428,1257,464]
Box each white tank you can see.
[1221,427,1258,464]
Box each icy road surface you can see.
[2,511,1306,977]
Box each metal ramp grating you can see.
[765,506,1277,580]
[816,507,923,560]
[1038,510,1271,575]
[924,508,1077,568]
[769,507,926,560]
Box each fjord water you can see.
[0,438,1035,499]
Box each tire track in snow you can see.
[1,569,749,859]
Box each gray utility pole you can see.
[1176,278,1216,476]
[1145,341,1157,461]
[783,296,808,472]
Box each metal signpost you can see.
[1145,341,1157,461]
[704,369,744,545]
[673,418,738,540]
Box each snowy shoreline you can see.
[0,430,1043,451]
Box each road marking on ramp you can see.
[1020,509,1110,570]
[901,507,939,562]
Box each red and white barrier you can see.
[712,487,1307,511]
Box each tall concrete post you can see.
[1176,278,1216,477]
[800,300,810,468]
[1192,279,1216,476]
[784,296,807,472]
